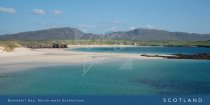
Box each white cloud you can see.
[78,24,96,29]
[52,10,62,15]
[128,26,136,30]
[0,7,16,14]
[111,20,121,25]
[146,25,156,29]
[32,9,46,15]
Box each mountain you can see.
[0,27,97,40]
[106,28,210,41]
[0,27,210,41]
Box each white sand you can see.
[0,46,6,54]
[0,47,41,57]
[68,45,136,49]
[0,45,162,74]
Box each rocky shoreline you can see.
[25,43,68,49]
[141,53,210,60]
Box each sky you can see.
[0,0,210,35]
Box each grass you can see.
[134,40,210,46]
[0,40,20,52]
[0,40,210,52]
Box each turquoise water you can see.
[0,47,210,95]
[0,59,210,95]
[71,46,210,55]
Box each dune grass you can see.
[0,40,21,52]
[0,40,210,52]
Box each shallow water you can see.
[0,58,210,95]
[71,46,210,55]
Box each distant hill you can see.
[0,27,210,41]
[106,28,210,41]
[0,27,97,40]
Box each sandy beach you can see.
[0,45,161,74]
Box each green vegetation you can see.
[0,40,20,52]
[1,40,210,52]
[134,40,210,47]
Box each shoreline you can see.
[67,45,138,49]
[0,45,162,74]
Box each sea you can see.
[0,46,210,95]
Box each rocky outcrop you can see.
[26,43,68,49]
[141,53,210,60]
[52,43,68,48]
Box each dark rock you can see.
[141,53,210,60]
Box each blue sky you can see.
[0,0,210,34]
